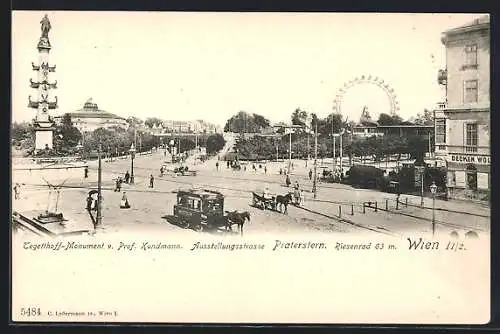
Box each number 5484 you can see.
[21,307,41,316]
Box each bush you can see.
[206,134,226,154]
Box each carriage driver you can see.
[263,186,272,200]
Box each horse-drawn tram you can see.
[12,210,91,237]
[173,188,227,231]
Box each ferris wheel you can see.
[332,75,400,116]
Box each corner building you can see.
[435,15,490,201]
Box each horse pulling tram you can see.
[173,189,250,235]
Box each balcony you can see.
[437,102,447,109]
[444,145,489,155]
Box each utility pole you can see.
[139,134,142,154]
[428,131,432,159]
[332,115,336,172]
[313,120,318,199]
[339,130,343,175]
[178,123,181,156]
[96,141,102,228]
[288,132,292,173]
[276,141,279,162]
[134,128,137,150]
[306,132,310,167]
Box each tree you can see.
[12,121,35,154]
[406,134,429,162]
[206,133,226,154]
[377,113,404,126]
[223,111,271,133]
[144,117,164,128]
[53,114,82,154]
[412,109,434,125]
[126,116,143,129]
[252,113,270,129]
[291,108,308,127]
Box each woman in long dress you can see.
[120,192,130,209]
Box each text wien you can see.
[407,238,466,251]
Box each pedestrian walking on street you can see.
[120,192,130,209]
[264,166,267,174]
[279,168,283,175]
[285,174,291,187]
[124,171,130,184]
[160,166,165,177]
[309,169,312,180]
[84,166,89,178]
[149,174,154,188]
[216,161,219,171]
[13,183,20,200]
[227,160,230,168]
[114,178,120,192]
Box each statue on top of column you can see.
[40,14,51,38]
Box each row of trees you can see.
[12,114,226,157]
[224,106,434,163]
[233,133,431,163]
[224,107,433,136]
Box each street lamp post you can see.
[129,143,136,184]
[306,131,310,167]
[288,131,292,173]
[96,142,102,228]
[313,121,318,199]
[339,128,345,175]
[430,181,437,236]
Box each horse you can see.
[276,193,293,214]
[225,210,251,236]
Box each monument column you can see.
[29,14,58,153]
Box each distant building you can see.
[352,124,433,139]
[54,98,128,133]
[435,15,490,200]
[159,120,220,134]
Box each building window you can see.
[464,80,478,103]
[435,118,446,144]
[464,44,478,68]
[465,123,478,153]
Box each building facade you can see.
[435,15,490,201]
[160,120,221,134]
[54,99,128,133]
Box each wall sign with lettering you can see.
[449,154,490,165]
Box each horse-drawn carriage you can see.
[251,189,301,214]
[252,192,277,210]
[173,188,249,235]
[162,165,197,176]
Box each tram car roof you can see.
[176,188,224,199]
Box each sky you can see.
[12,11,487,127]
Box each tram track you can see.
[16,162,488,236]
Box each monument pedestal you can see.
[34,122,55,151]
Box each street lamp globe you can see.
[129,143,136,154]
[430,181,437,195]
